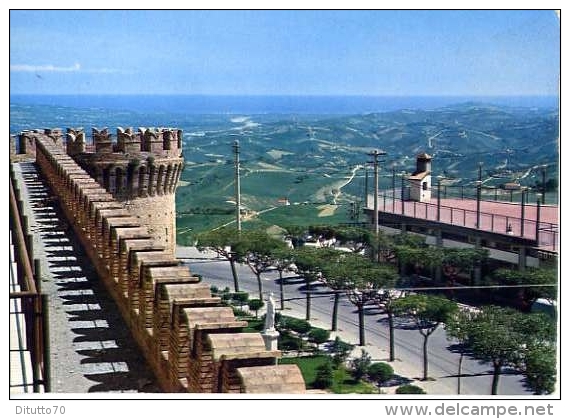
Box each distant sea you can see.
[10,94,559,139]
[10,94,558,116]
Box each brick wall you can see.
[33,135,306,394]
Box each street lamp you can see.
[520,187,527,237]
[541,165,547,204]
[392,163,396,213]
[400,172,408,215]
[437,175,443,221]
[475,180,482,229]
[535,193,542,243]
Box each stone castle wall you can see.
[32,134,306,393]
[17,128,184,255]
[124,194,176,255]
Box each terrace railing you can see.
[9,171,50,393]
[377,189,557,252]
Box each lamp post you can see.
[368,149,386,236]
[392,163,396,213]
[475,180,482,229]
[437,175,443,221]
[400,172,407,215]
[535,193,542,243]
[520,187,527,238]
[541,165,547,204]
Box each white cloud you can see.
[10,63,81,72]
[10,63,131,74]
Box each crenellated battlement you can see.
[89,126,183,155]
[16,127,185,255]
[26,135,306,394]
[17,126,183,158]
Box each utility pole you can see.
[364,165,369,207]
[541,165,547,204]
[368,149,386,235]
[233,140,241,231]
[392,162,396,214]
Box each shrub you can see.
[350,349,372,381]
[232,291,249,307]
[330,336,353,368]
[286,318,312,334]
[313,361,333,389]
[395,384,426,394]
[248,299,264,318]
[308,328,331,346]
[278,331,303,351]
[368,362,394,387]
[210,285,219,294]
[232,307,250,318]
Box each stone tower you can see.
[66,126,184,255]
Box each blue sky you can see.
[9,10,560,96]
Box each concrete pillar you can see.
[473,236,482,285]
[435,229,443,284]
[518,246,527,271]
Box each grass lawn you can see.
[280,355,378,394]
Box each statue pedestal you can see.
[261,328,280,352]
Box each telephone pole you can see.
[368,149,386,235]
[364,165,369,206]
[233,140,242,231]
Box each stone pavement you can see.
[12,162,160,393]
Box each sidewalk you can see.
[12,162,159,393]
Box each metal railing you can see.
[9,172,50,393]
[377,189,558,252]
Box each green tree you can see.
[342,254,398,346]
[313,361,334,389]
[375,289,405,362]
[335,226,372,253]
[232,291,249,309]
[445,307,477,394]
[350,349,371,381]
[466,306,555,395]
[308,328,331,348]
[368,362,394,391]
[493,266,558,309]
[524,342,557,395]
[284,225,307,248]
[330,336,354,368]
[196,227,243,292]
[236,229,288,300]
[248,299,264,319]
[271,247,295,310]
[319,249,355,331]
[441,248,489,297]
[292,246,340,321]
[394,244,441,279]
[396,384,426,394]
[393,294,457,381]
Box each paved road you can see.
[177,246,533,396]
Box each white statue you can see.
[264,292,276,331]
